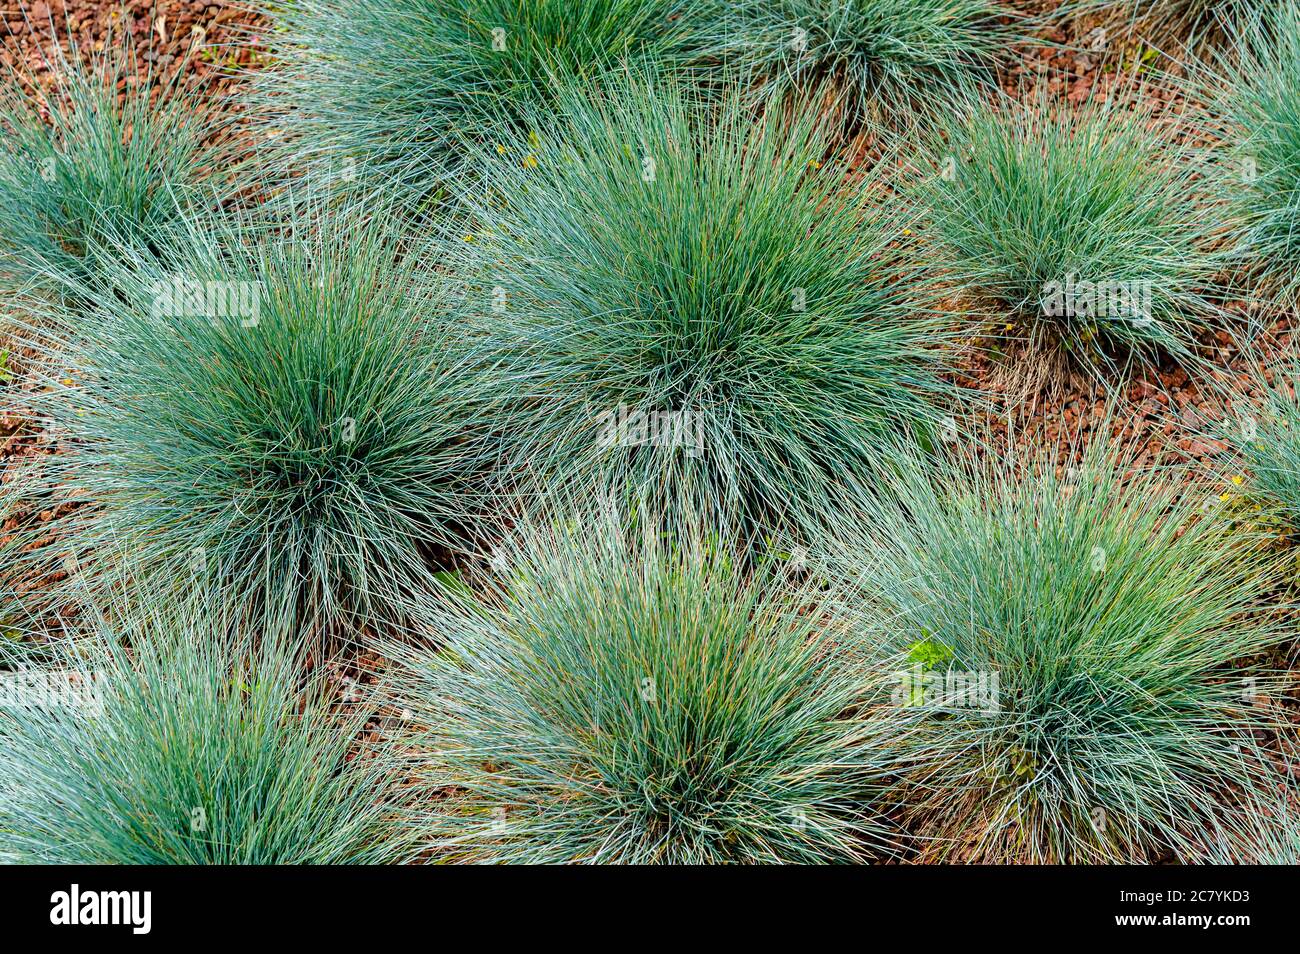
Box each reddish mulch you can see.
[1,0,267,93]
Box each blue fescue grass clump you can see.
[384,507,914,864]
[17,202,509,634]
[1222,354,1300,531]
[921,91,1224,369]
[453,72,956,542]
[1206,1,1300,303]
[259,0,705,211]
[830,437,1288,863]
[703,0,1025,127]
[0,599,406,864]
[0,38,219,300]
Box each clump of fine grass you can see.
[703,0,1026,128]
[15,201,509,635]
[383,505,914,864]
[453,71,956,543]
[258,0,706,212]
[1204,1,1300,303]
[0,36,220,300]
[921,90,1225,371]
[829,435,1288,863]
[0,598,406,864]
[1221,354,1300,531]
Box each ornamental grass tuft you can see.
[258,0,706,212]
[0,598,406,864]
[384,506,916,864]
[703,0,1025,128]
[920,90,1224,371]
[0,37,220,301]
[14,201,510,635]
[1205,1,1300,303]
[452,71,956,543]
[828,436,1288,863]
